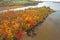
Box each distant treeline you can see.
[0,0,41,7]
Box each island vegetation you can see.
[0,6,54,40]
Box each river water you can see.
[22,11,60,40]
[21,2,60,40]
[0,1,60,40]
[37,10,60,40]
[0,1,60,13]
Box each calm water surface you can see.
[22,2,60,40]
[0,2,60,40]
[23,11,60,40]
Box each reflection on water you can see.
[0,2,60,13]
[34,11,60,40]
[46,11,60,30]
[0,2,60,40]
[23,11,60,40]
[37,2,60,10]
[26,2,60,40]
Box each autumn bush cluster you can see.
[0,6,54,40]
